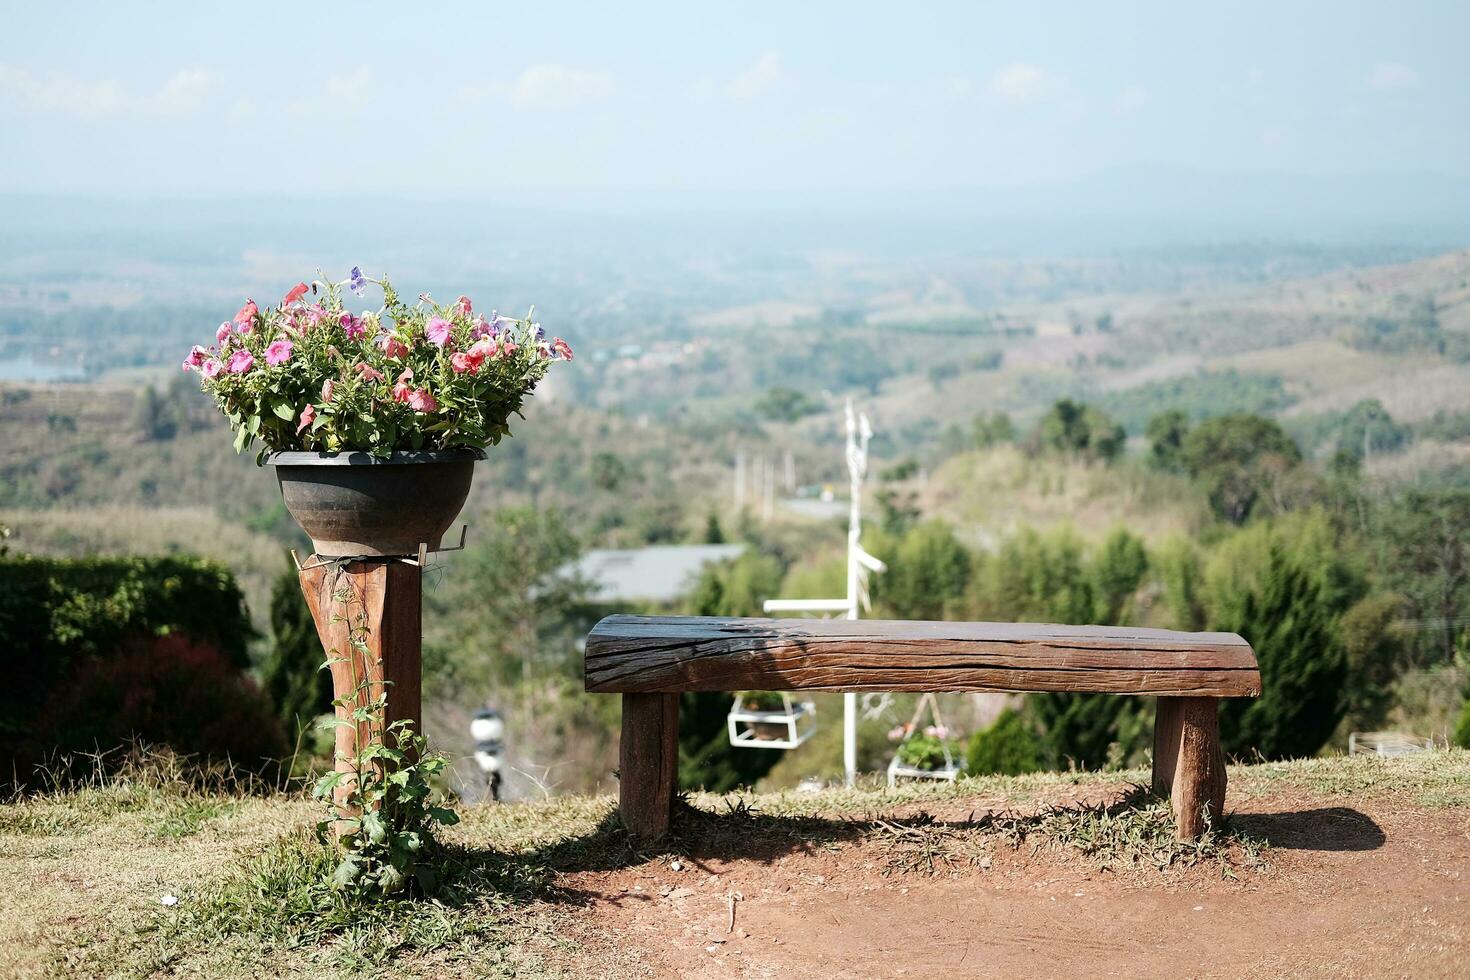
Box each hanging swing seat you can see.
[727,692,816,749]
[587,614,1260,845]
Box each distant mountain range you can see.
[5,166,1470,257]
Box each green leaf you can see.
[272,399,296,421]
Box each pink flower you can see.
[234,299,259,325]
[406,388,437,413]
[282,282,309,307]
[215,322,232,344]
[322,378,335,401]
[353,362,385,383]
[455,295,473,315]
[376,334,409,359]
[226,349,255,374]
[201,358,223,379]
[552,337,574,361]
[450,351,476,374]
[340,312,365,340]
[392,368,414,403]
[265,339,293,366]
[182,345,208,370]
[466,337,497,367]
[498,340,518,358]
[470,315,495,340]
[302,303,326,329]
[297,403,316,434]
[425,317,453,347]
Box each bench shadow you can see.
[1230,806,1386,852]
[505,786,1161,908]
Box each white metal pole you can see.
[843,400,862,787]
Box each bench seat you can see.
[584,615,1260,843]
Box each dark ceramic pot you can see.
[267,449,483,558]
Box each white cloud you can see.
[508,65,611,109]
[325,68,371,110]
[990,63,1052,102]
[690,52,786,103]
[1112,85,1149,115]
[1367,61,1418,92]
[728,52,782,101]
[0,64,209,115]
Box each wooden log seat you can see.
[584,615,1260,843]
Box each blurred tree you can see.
[1145,409,1190,473]
[423,507,591,692]
[260,563,331,743]
[1091,527,1149,624]
[966,708,1044,775]
[132,384,176,442]
[702,512,726,544]
[1035,400,1125,462]
[876,519,971,620]
[1210,541,1347,760]
[972,410,1017,448]
[1156,536,1206,631]
[1181,413,1301,524]
[1334,399,1410,463]
[1334,592,1405,736]
[1374,489,1470,664]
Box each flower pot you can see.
[267,449,483,558]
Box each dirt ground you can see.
[558,784,1470,978]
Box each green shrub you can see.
[260,565,332,744]
[966,709,1044,775]
[1454,698,1470,750]
[0,554,257,782]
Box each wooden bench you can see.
[584,615,1261,843]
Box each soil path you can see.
[560,785,1469,978]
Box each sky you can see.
[2,1,1468,202]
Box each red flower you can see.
[233,299,259,325]
[282,282,309,307]
[455,295,473,315]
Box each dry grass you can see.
[921,445,1214,548]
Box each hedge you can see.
[0,554,259,771]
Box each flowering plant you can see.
[183,268,571,458]
[888,723,963,770]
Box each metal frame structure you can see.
[760,399,886,787]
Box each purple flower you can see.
[531,322,544,342]
[470,315,493,340]
[349,266,367,296]
[340,312,366,340]
[425,316,453,347]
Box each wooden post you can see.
[619,692,679,843]
[1152,696,1227,841]
[299,557,422,813]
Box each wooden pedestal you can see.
[299,556,422,811]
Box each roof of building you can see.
[564,543,748,604]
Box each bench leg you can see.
[1152,696,1227,841]
[619,692,679,844]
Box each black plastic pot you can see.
[267,449,483,558]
